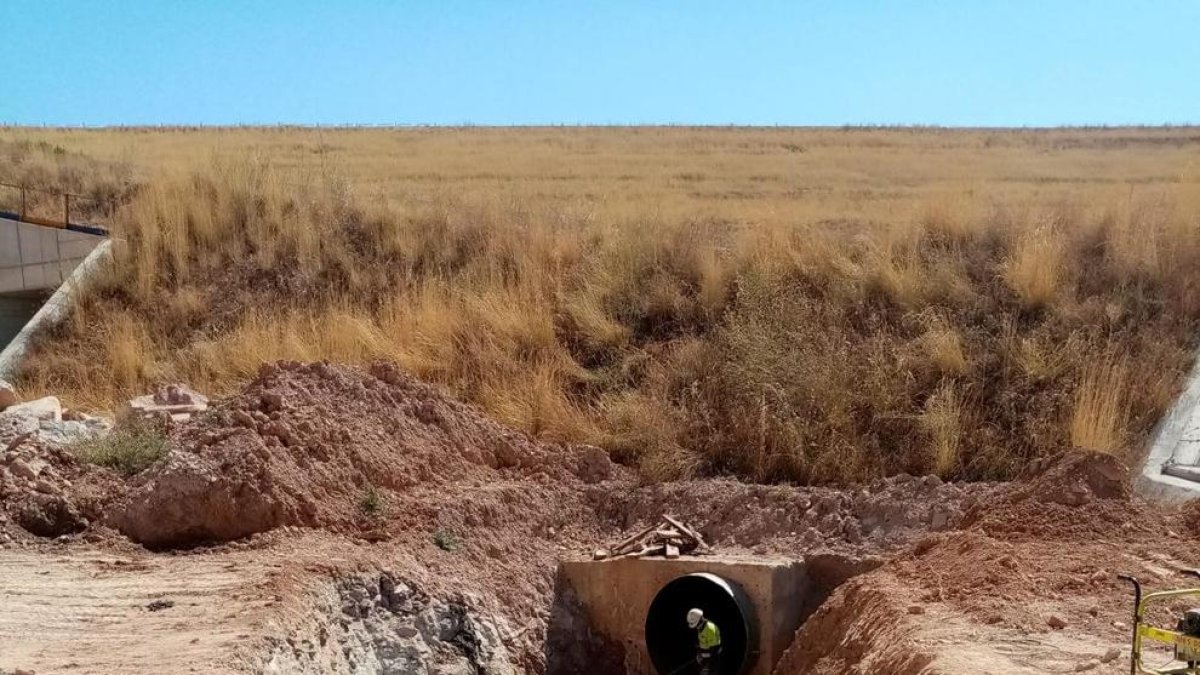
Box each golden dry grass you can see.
[3,126,1200,484]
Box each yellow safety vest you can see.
[698,620,722,651]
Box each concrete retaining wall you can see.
[0,216,104,294]
[558,556,806,675]
[0,239,112,381]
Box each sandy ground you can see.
[0,543,277,673]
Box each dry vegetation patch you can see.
[3,127,1200,484]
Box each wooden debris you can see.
[603,515,711,560]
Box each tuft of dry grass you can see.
[920,382,964,477]
[1070,358,1130,455]
[6,126,1200,485]
[1004,222,1066,310]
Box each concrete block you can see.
[40,227,60,263]
[0,267,22,294]
[58,238,100,260]
[0,222,20,267]
[0,395,62,423]
[21,263,45,290]
[18,223,43,264]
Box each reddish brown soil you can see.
[775,450,1197,674]
[110,361,621,547]
[3,363,1192,674]
[0,435,125,541]
[73,361,991,671]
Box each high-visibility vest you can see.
[698,620,722,651]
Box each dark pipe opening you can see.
[645,573,757,675]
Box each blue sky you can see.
[1,1,1197,127]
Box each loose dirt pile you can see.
[111,361,619,547]
[0,435,120,540]
[775,450,1193,674]
[4,362,1186,674]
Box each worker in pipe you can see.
[686,608,722,674]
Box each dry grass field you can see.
[2,126,1199,484]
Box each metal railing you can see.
[0,181,109,235]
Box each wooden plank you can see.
[664,515,711,551]
[612,522,659,554]
[665,544,680,559]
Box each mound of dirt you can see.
[959,449,1149,541]
[772,574,934,675]
[769,450,1187,674]
[110,361,621,548]
[0,436,122,540]
[1012,449,1131,505]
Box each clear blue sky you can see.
[2,1,1197,127]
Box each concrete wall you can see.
[0,239,112,381]
[1138,352,1200,503]
[0,296,45,352]
[0,216,103,294]
[558,556,807,675]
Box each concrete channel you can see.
[0,215,109,380]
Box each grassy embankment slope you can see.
[2,127,1199,484]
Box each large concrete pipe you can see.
[645,573,758,675]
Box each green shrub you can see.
[360,484,384,517]
[433,529,461,552]
[74,420,167,476]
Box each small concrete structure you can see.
[0,216,110,380]
[0,216,104,295]
[559,556,805,675]
[1138,354,1200,502]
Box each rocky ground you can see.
[0,362,1194,674]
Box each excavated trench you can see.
[546,552,880,675]
[251,552,880,675]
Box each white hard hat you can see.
[686,608,704,628]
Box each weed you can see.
[73,420,167,476]
[433,529,461,552]
[360,485,385,517]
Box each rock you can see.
[232,410,256,428]
[261,391,284,412]
[570,444,613,484]
[0,379,17,410]
[14,493,87,537]
[1047,614,1068,629]
[120,385,208,424]
[907,604,926,615]
[8,458,38,481]
[146,599,175,612]
[1101,648,1121,663]
[1,397,62,423]
[37,420,106,446]
[1075,661,1099,672]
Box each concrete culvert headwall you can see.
[645,573,756,675]
[553,553,882,675]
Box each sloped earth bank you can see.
[776,452,1199,674]
[0,361,1194,674]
